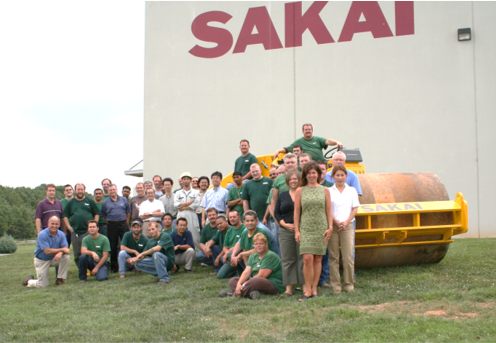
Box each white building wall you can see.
[144,1,496,237]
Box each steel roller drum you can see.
[354,172,452,268]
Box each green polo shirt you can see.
[94,202,107,224]
[247,251,285,293]
[120,231,148,257]
[62,197,100,234]
[82,234,110,260]
[273,174,288,194]
[224,224,246,249]
[287,136,328,161]
[234,153,258,177]
[239,227,272,252]
[200,223,218,244]
[211,230,226,247]
[241,177,273,221]
[322,180,334,187]
[163,227,177,236]
[144,232,175,270]
[227,184,244,219]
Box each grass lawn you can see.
[1,238,495,342]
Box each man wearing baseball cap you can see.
[118,219,148,279]
[173,172,201,249]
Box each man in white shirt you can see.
[174,172,201,249]
[139,188,165,238]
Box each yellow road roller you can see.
[221,148,468,268]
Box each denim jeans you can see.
[196,244,223,272]
[319,247,330,285]
[78,255,109,281]
[135,252,170,282]
[118,250,136,274]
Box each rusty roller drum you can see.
[354,172,452,268]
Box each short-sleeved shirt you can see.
[325,169,362,195]
[234,153,258,176]
[62,197,100,234]
[227,185,244,219]
[34,228,68,260]
[287,136,328,161]
[239,227,272,252]
[241,177,273,221]
[170,230,194,255]
[129,195,147,221]
[200,187,228,213]
[329,184,360,223]
[101,196,131,222]
[163,227,177,236]
[199,223,218,245]
[138,199,165,222]
[60,198,71,209]
[35,198,64,228]
[211,229,226,247]
[247,251,285,293]
[224,224,246,249]
[94,202,107,224]
[82,234,111,260]
[120,231,148,257]
[272,173,288,194]
[145,232,175,270]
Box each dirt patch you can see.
[350,300,494,320]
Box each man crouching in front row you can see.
[79,220,111,282]
[129,221,175,285]
[23,216,71,288]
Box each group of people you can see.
[24,123,363,301]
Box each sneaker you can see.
[119,274,126,279]
[249,291,262,299]
[55,278,65,286]
[22,275,34,286]
[157,280,169,285]
[200,263,209,267]
[79,279,86,283]
[318,282,332,289]
[219,290,233,297]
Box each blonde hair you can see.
[253,233,267,244]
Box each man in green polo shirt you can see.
[241,164,272,221]
[132,222,175,284]
[63,183,100,266]
[227,171,245,219]
[118,219,148,279]
[216,210,246,279]
[272,123,343,162]
[79,220,110,282]
[93,188,108,237]
[234,139,258,182]
[197,208,219,271]
[162,213,177,236]
[203,215,230,274]
[231,210,272,266]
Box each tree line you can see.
[0,184,92,239]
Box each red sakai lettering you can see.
[233,6,283,53]
[189,11,233,59]
[285,1,334,48]
[339,1,393,42]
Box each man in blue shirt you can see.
[101,184,131,273]
[170,218,195,273]
[325,151,363,196]
[200,171,228,227]
[23,216,70,288]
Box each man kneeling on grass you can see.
[130,221,175,284]
[170,218,195,273]
[219,233,284,299]
[79,220,111,282]
[118,219,148,279]
[23,216,71,288]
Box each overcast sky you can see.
[0,1,146,194]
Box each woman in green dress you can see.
[294,161,333,301]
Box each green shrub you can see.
[0,234,17,254]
